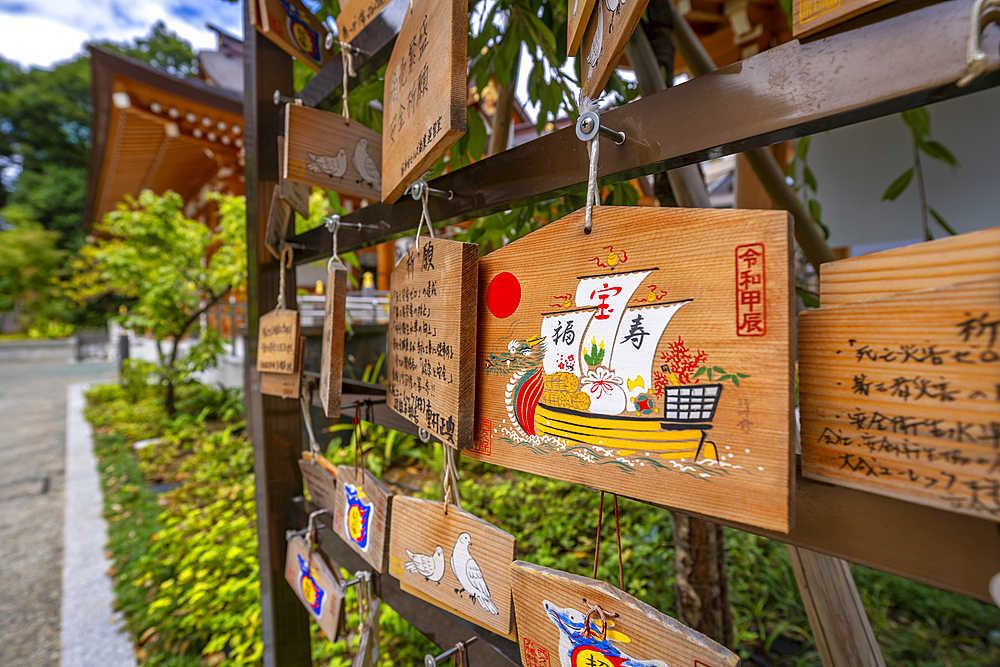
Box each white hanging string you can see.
[578,91,601,234]
[441,445,461,514]
[277,244,293,310]
[413,183,436,250]
[340,41,355,123]
[300,393,321,459]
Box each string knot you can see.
[582,602,619,642]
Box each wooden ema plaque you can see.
[264,184,293,260]
[284,535,346,642]
[511,561,739,667]
[387,238,479,448]
[333,466,393,572]
[792,0,893,38]
[257,0,333,72]
[568,0,600,54]
[337,0,392,42]
[388,496,516,636]
[800,277,1000,521]
[819,227,1000,308]
[469,206,795,532]
[278,136,310,218]
[321,262,348,418]
[261,335,305,398]
[257,308,299,373]
[299,457,338,513]
[579,0,651,97]
[381,0,467,203]
[284,104,383,202]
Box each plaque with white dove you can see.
[388,496,516,636]
[283,103,383,202]
[510,561,739,667]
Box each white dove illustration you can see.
[306,149,348,179]
[450,532,498,615]
[404,545,445,583]
[586,10,603,69]
[606,0,626,32]
[352,138,381,192]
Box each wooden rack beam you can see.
[287,0,999,263]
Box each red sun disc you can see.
[486,271,521,319]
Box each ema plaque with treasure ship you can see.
[469,207,795,532]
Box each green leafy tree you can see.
[72,190,246,414]
[0,208,68,333]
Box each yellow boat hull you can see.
[534,403,714,460]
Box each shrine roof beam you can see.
[287,0,1000,265]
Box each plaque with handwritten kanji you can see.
[380,0,467,203]
[800,277,1000,521]
[468,207,795,532]
[387,237,478,448]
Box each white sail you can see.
[540,309,596,377]
[610,301,691,403]
[575,271,650,374]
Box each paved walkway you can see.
[0,361,114,667]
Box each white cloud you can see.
[0,0,243,69]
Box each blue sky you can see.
[0,0,244,69]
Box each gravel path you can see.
[0,361,114,667]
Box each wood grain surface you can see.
[467,206,795,532]
[284,104,383,201]
[264,183,293,260]
[792,0,893,38]
[579,0,651,97]
[337,0,392,42]
[380,0,467,202]
[568,0,600,55]
[258,308,300,373]
[800,277,1000,521]
[321,262,348,418]
[387,237,479,448]
[511,561,739,667]
[261,335,304,397]
[284,535,345,642]
[388,496,516,635]
[257,0,333,71]
[820,227,1000,307]
[332,466,393,572]
[278,136,310,218]
[299,457,339,513]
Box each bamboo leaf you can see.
[796,286,820,308]
[796,136,810,160]
[692,367,706,379]
[808,198,822,223]
[713,366,726,374]
[919,140,960,168]
[803,167,817,192]
[882,168,913,201]
[732,376,740,387]
[929,207,957,235]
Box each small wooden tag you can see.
[257,0,333,72]
[284,535,346,642]
[338,0,392,42]
[321,262,349,418]
[257,308,300,374]
[388,496,515,636]
[284,104,383,201]
[387,237,479,448]
[351,599,382,667]
[568,0,600,54]
[264,184,293,260]
[261,335,305,398]
[333,466,393,572]
[380,0,467,203]
[299,458,339,513]
[511,561,739,667]
[278,136,310,218]
[579,0,651,96]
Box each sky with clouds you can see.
[0,0,244,69]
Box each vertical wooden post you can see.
[243,1,312,665]
[787,546,886,667]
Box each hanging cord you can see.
[591,491,624,589]
[441,445,461,515]
[277,244,293,310]
[578,91,601,234]
[340,41,355,122]
[306,508,329,552]
[413,182,436,250]
[582,601,620,642]
[300,389,321,461]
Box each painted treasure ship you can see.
[495,268,723,462]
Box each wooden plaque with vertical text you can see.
[381,0,467,203]
[261,335,305,397]
[337,0,392,42]
[388,496,516,636]
[511,561,739,667]
[387,237,479,448]
[468,206,795,532]
[257,309,300,374]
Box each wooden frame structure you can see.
[243,0,1000,664]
